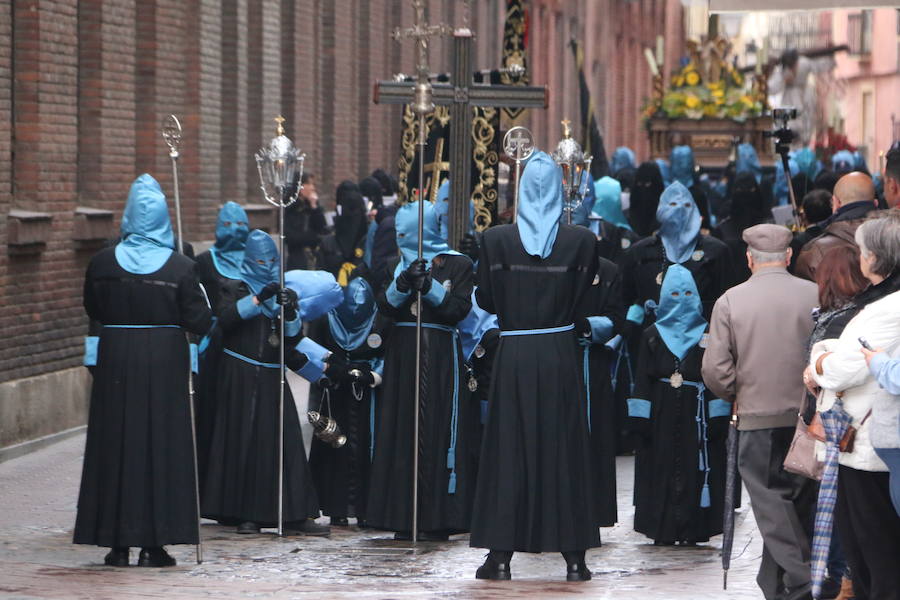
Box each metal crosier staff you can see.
[551,120,591,225]
[254,116,305,537]
[161,114,203,565]
[391,0,451,544]
[503,126,535,223]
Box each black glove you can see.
[285,349,308,372]
[257,281,279,303]
[459,232,480,262]
[408,259,431,293]
[277,287,300,320]
[324,361,354,383]
[395,269,413,293]
[349,364,376,386]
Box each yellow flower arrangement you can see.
[685,71,700,86]
[685,95,700,109]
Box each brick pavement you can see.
[0,431,766,599]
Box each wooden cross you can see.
[375,18,548,247]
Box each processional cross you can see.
[375,0,548,247]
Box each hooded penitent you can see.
[240,229,280,317]
[327,276,378,351]
[630,161,665,237]
[655,158,673,187]
[516,151,563,259]
[570,173,596,227]
[729,172,768,231]
[115,174,175,274]
[670,145,696,189]
[334,180,369,260]
[209,201,250,280]
[654,264,706,360]
[610,146,636,176]
[793,147,821,181]
[831,149,855,175]
[735,143,762,183]
[656,181,702,264]
[774,157,800,205]
[394,200,461,274]
[593,176,632,230]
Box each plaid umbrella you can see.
[811,399,854,599]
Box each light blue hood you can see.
[240,229,280,317]
[284,270,343,322]
[517,151,562,259]
[115,174,175,274]
[209,201,249,280]
[793,147,821,181]
[457,289,499,361]
[327,276,378,351]
[610,146,636,175]
[670,145,695,188]
[655,158,673,187]
[655,264,706,361]
[592,176,631,230]
[656,181,701,264]
[394,201,462,275]
[735,143,762,183]
[570,173,596,227]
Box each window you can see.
[848,10,873,56]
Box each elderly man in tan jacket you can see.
[702,224,819,600]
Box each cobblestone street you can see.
[0,422,766,600]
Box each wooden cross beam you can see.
[374,30,548,247]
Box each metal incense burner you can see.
[307,410,347,449]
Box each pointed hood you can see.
[240,229,280,317]
[209,201,249,280]
[735,143,762,183]
[630,161,664,237]
[517,150,562,259]
[328,276,378,351]
[656,181,701,264]
[593,176,631,230]
[115,174,175,274]
[334,180,368,260]
[729,171,768,230]
[655,265,706,360]
[394,200,461,275]
[610,146,636,176]
[670,145,696,188]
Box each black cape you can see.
[366,254,476,534]
[74,248,212,548]
[470,224,600,553]
[581,252,626,526]
[629,326,728,544]
[201,280,319,525]
[306,314,393,521]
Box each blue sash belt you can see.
[660,377,712,508]
[103,324,180,329]
[500,323,574,337]
[396,321,460,494]
[223,348,280,369]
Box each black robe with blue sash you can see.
[470,223,600,553]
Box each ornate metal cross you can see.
[391,0,453,85]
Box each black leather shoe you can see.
[137,547,176,567]
[284,519,330,537]
[819,577,840,600]
[475,556,512,580]
[103,547,129,567]
[566,562,592,581]
[236,521,260,534]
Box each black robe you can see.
[595,220,641,262]
[193,250,231,495]
[470,224,600,553]
[306,314,392,522]
[581,253,626,526]
[629,326,728,544]
[201,280,319,525]
[618,233,732,321]
[366,254,475,534]
[75,248,212,548]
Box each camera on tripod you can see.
[763,107,799,157]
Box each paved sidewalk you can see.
[0,433,765,599]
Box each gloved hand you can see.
[395,268,414,293]
[277,287,300,320]
[459,232,480,262]
[407,259,431,293]
[349,364,376,386]
[257,281,279,303]
[285,348,308,372]
[324,361,354,383]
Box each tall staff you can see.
[254,116,305,537]
[161,115,202,565]
[391,0,451,544]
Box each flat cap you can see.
[742,223,793,253]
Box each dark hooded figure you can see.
[75,174,213,568]
[628,162,665,237]
[619,181,732,325]
[201,230,327,536]
[671,145,712,232]
[470,151,599,582]
[194,201,249,495]
[627,265,729,545]
[366,201,476,540]
[712,172,770,287]
[317,181,370,287]
[305,275,391,527]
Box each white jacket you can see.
[810,289,900,472]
